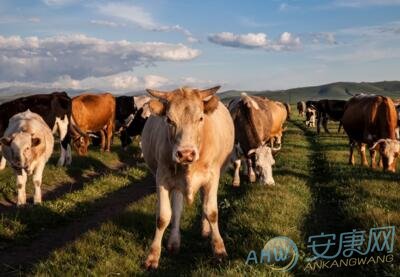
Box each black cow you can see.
[116,96,136,131]
[115,95,150,149]
[306,99,347,134]
[0,92,74,168]
[120,107,149,149]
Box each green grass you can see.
[1,113,399,276]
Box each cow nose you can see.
[176,148,196,163]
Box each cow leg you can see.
[322,114,330,134]
[370,148,377,169]
[167,190,183,254]
[57,115,69,166]
[200,188,211,238]
[33,161,45,204]
[203,175,227,260]
[106,122,113,152]
[232,158,241,187]
[349,141,355,165]
[359,143,369,167]
[145,184,171,270]
[247,158,256,183]
[15,170,27,206]
[0,156,6,170]
[100,130,106,151]
[316,112,322,134]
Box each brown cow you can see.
[229,93,287,186]
[297,101,306,116]
[141,86,234,269]
[284,102,291,120]
[70,93,116,155]
[342,94,399,172]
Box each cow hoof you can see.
[144,255,159,270]
[214,250,228,263]
[232,181,240,187]
[167,241,180,255]
[167,233,181,254]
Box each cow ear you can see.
[203,95,219,114]
[0,137,12,146]
[199,86,220,100]
[31,137,41,147]
[149,99,166,116]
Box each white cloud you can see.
[0,72,170,93]
[28,17,41,23]
[97,2,156,29]
[308,32,337,45]
[208,31,301,51]
[42,0,79,6]
[96,2,196,39]
[90,19,124,28]
[0,34,200,82]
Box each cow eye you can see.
[199,116,204,122]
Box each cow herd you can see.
[0,87,399,269]
[297,94,400,172]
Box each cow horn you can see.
[69,115,87,138]
[370,139,388,150]
[247,149,256,156]
[146,89,173,101]
[271,144,282,152]
[199,86,221,100]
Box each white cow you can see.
[0,110,54,206]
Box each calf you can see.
[305,106,316,128]
[141,86,234,269]
[229,93,286,186]
[342,95,398,172]
[0,110,54,206]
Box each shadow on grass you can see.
[0,172,155,276]
[293,119,396,276]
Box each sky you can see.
[0,0,400,93]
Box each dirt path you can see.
[0,175,155,275]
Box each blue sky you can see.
[0,0,400,92]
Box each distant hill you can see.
[1,81,400,104]
[219,81,400,104]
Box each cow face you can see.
[370,139,400,172]
[72,135,90,156]
[0,133,41,174]
[147,86,220,165]
[251,146,275,186]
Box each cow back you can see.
[72,93,116,132]
[342,95,397,143]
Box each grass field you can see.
[0,111,399,276]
